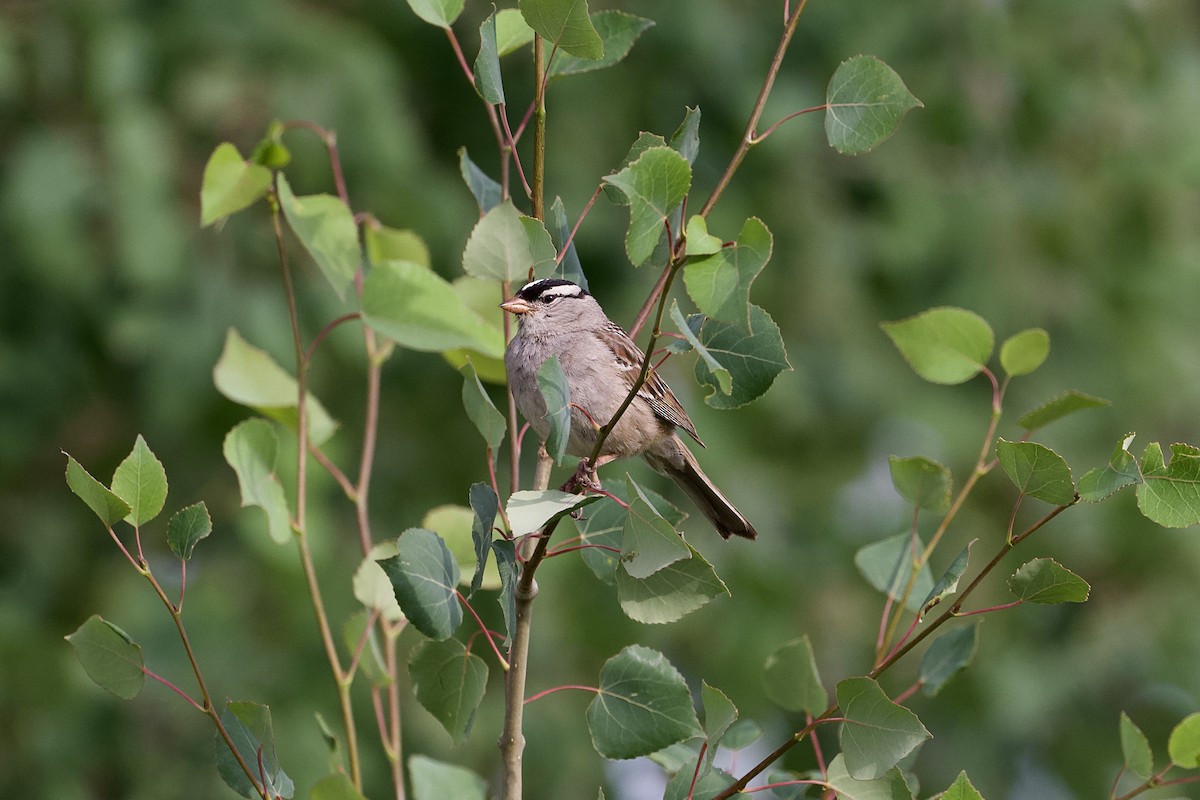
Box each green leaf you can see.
[664,766,735,800]
[602,146,691,267]
[342,609,389,688]
[474,12,504,105]
[1018,390,1111,431]
[458,148,503,214]
[547,11,654,77]
[605,132,668,205]
[276,174,360,300]
[616,543,729,624]
[621,477,690,579]
[422,504,501,591]
[888,456,952,513]
[694,304,791,409]
[65,454,131,528]
[506,490,599,536]
[1119,712,1154,779]
[684,215,722,257]
[216,701,293,799]
[938,771,984,800]
[409,638,489,744]
[854,532,933,613]
[574,494,628,582]
[536,355,571,464]
[670,106,702,165]
[587,645,702,759]
[825,755,914,800]
[1080,433,1142,502]
[405,0,464,28]
[700,681,737,753]
[167,501,212,560]
[468,482,499,597]
[496,8,536,56]
[995,439,1076,505]
[684,217,772,328]
[1136,442,1200,528]
[548,196,588,288]
[762,636,826,714]
[222,418,292,544]
[378,528,462,640]
[573,480,685,582]
[443,276,509,382]
[519,0,603,59]
[722,718,763,751]
[1168,712,1200,768]
[837,677,931,780]
[919,623,979,696]
[461,362,506,451]
[410,755,488,800]
[364,222,431,268]
[670,301,730,395]
[1008,558,1090,603]
[1000,328,1050,377]
[107,444,166,530]
[353,543,405,622]
[65,615,144,700]
[362,260,505,357]
[310,773,368,800]
[825,55,922,156]
[462,199,556,281]
[199,143,272,227]
[492,539,518,644]
[881,307,993,385]
[213,328,339,446]
[920,541,974,617]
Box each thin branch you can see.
[457,591,510,670]
[697,0,810,220]
[749,104,827,144]
[522,684,599,705]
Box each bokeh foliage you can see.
[3,0,1200,798]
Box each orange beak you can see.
[499,295,534,315]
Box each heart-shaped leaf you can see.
[276,174,360,300]
[519,0,603,60]
[362,261,505,357]
[1136,442,1200,528]
[882,307,993,385]
[825,55,922,156]
[222,419,292,544]
[378,528,462,640]
[586,645,702,759]
[996,439,1075,505]
[409,638,489,744]
[214,328,339,446]
[167,502,212,561]
[66,615,145,700]
[837,677,930,780]
[199,143,272,227]
[602,146,691,267]
[762,636,826,714]
[1008,558,1090,603]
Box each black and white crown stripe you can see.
[516,278,587,303]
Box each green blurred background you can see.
[3,0,1200,797]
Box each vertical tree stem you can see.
[270,187,362,788]
[531,36,546,221]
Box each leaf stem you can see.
[522,684,600,704]
[457,591,510,670]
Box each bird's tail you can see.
[648,440,757,540]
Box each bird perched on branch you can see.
[501,278,757,540]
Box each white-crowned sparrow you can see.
[501,278,757,540]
